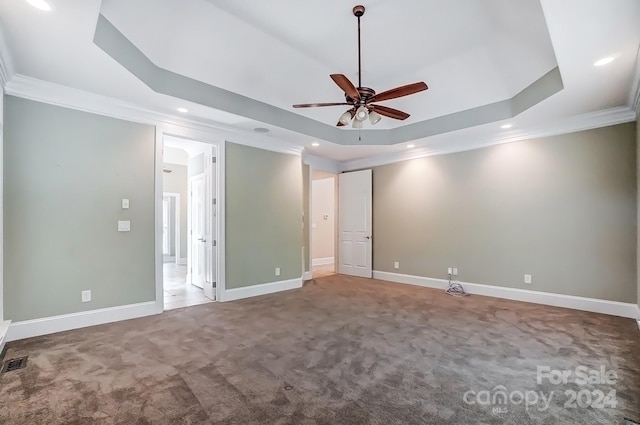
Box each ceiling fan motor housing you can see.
[346,87,375,104]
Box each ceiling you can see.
[0,0,638,164]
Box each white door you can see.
[190,175,206,289]
[338,169,372,278]
[203,153,215,300]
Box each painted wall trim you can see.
[628,44,640,115]
[302,152,341,174]
[0,320,11,356]
[303,271,313,281]
[373,271,640,320]
[341,106,637,171]
[4,74,302,157]
[6,301,161,342]
[0,25,15,88]
[312,257,335,266]
[220,278,303,302]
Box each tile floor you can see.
[163,262,213,310]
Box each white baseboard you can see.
[220,277,303,302]
[373,271,640,320]
[312,257,335,266]
[303,271,313,281]
[0,320,11,356]
[6,301,162,342]
[177,257,187,265]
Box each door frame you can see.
[307,167,340,279]
[309,173,338,275]
[156,125,225,310]
[162,192,181,264]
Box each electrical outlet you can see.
[524,274,532,284]
[81,290,91,303]
[447,267,453,275]
[275,267,281,277]
[394,261,399,269]
[453,267,458,276]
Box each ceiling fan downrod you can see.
[353,5,365,89]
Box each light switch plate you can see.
[81,290,91,303]
[118,220,131,232]
[122,199,130,209]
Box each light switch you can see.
[118,220,131,232]
[122,199,130,209]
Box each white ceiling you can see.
[0,0,638,164]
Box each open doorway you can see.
[162,135,217,309]
[311,170,337,279]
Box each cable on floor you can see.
[445,273,469,297]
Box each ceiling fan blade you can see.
[370,104,410,120]
[369,82,428,103]
[330,74,361,101]
[293,102,351,108]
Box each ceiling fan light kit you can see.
[293,5,428,129]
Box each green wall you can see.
[637,111,640,309]
[225,143,302,289]
[302,163,310,274]
[4,96,156,321]
[373,123,637,303]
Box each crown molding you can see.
[302,152,340,174]
[340,106,637,171]
[629,45,640,116]
[4,74,303,157]
[0,26,15,89]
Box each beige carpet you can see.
[1,274,639,424]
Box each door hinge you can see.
[213,198,216,205]
[212,157,217,163]
[213,240,217,247]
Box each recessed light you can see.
[594,57,614,67]
[311,142,320,147]
[254,127,270,134]
[26,0,51,11]
[177,107,188,113]
[407,144,415,149]
[501,124,513,129]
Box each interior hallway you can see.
[312,263,335,279]
[163,262,212,310]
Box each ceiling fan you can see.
[293,5,428,128]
